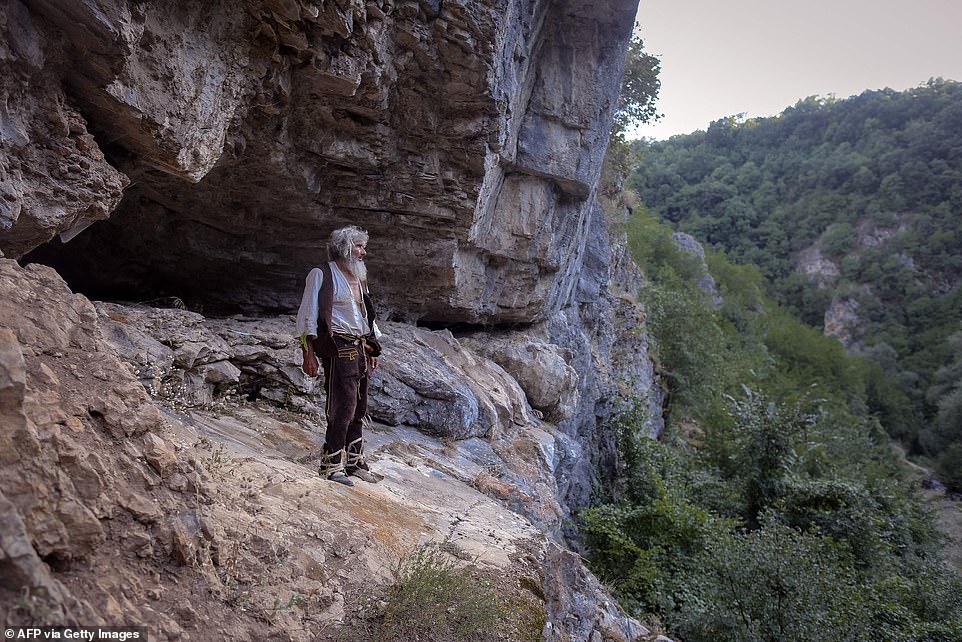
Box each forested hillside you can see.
[628,79,962,487]
[584,183,962,640]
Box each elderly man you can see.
[297,225,382,486]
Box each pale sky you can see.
[631,0,962,140]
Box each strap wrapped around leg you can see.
[319,449,353,486]
[346,437,368,470]
[346,437,379,483]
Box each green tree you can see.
[628,82,962,468]
[936,443,962,493]
[611,28,660,143]
[821,222,855,259]
[679,519,871,642]
[921,331,962,461]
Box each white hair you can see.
[327,225,369,262]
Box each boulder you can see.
[462,333,579,422]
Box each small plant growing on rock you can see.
[7,587,59,626]
[201,442,234,478]
[367,543,510,641]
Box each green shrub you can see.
[777,476,888,569]
[763,312,861,398]
[869,557,962,642]
[583,391,956,642]
[628,81,962,478]
[677,518,872,642]
[641,281,726,410]
[707,389,819,526]
[371,544,513,642]
[604,125,962,640]
[626,209,706,284]
[581,493,731,618]
[582,430,734,618]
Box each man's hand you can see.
[302,342,319,377]
[364,341,379,371]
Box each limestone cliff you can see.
[798,216,927,347]
[1,0,665,639]
[5,0,636,325]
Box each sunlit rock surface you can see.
[0,257,657,640]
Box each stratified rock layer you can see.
[6,0,637,325]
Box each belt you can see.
[333,332,368,345]
[332,332,372,370]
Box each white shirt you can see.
[296,262,381,338]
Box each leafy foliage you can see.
[602,28,661,194]
[582,188,962,640]
[368,544,533,642]
[611,28,661,144]
[683,518,872,642]
[628,79,962,488]
[584,390,961,642]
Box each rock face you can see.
[0,1,128,258]
[797,244,841,290]
[462,331,581,423]
[1,0,663,520]
[551,208,664,513]
[672,232,723,307]
[1,0,667,639]
[799,216,925,344]
[0,260,172,627]
[823,294,861,346]
[823,285,878,347]
[0,257,659,640]
[7,0,638,325]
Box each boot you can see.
[346,437,380,483]
[318,448,354,486]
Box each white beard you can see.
[344,257,367,282]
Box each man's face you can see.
[351,241,367,261]
[345,239,368,280]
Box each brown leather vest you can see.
[314,262,378,357]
